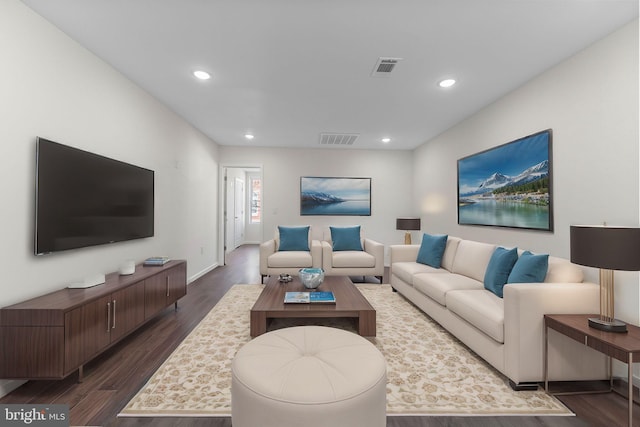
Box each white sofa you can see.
[390,236,608,390]
[320,227,384,282]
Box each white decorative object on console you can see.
[68,273,106,289]
[119,260,136,275]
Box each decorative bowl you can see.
[298,268,324,289]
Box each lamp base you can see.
[404,232,412,245]
[588,317,628,333]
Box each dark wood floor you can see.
[1,244,637,426]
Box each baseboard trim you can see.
[188,263,219,284]
[0,379,27,399]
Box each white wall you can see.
[413,20,639,323]
[0,0,221,307]
[219,147,415,263]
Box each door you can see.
[234,178,245,249]
[144,273,170,320]
[166,262,187,305]
[64,295,111,373]
[110,283,145,342]
[225,172,234,255]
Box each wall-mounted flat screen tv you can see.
[35,137,154,255]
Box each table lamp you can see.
[396,218,421,244]
[570,225,640,333]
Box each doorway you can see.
[220,166,263,265]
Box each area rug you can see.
[119,284,572,417]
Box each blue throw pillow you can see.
[416,233,448,268]
[484,247,519,298]
[507,251,549,283]
[278,226,310,251]
[330,226,363,251]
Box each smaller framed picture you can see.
[300,177,371,216]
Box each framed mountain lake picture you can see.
[300,177,371,216]
[457,129,553,231]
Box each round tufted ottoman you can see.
[231,326,387,427]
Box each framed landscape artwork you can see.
[300,177,371,216]
[457,129,553,231]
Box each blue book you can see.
[310,291,336,303]
[144,256,170,266]
[284,291,336,304]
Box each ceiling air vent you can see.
[319,133,359,146]
[371,57,403,77]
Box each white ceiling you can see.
[21,0,638,150]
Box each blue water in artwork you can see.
[459,200,549,229]
[302,200,370,215]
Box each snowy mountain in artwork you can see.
[300,191,344,204]
[463,160,549,196]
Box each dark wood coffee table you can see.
[250,275,376,337]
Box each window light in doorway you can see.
[251,177,262,223]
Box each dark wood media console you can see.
[0,260,186,380]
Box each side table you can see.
[544,314,640,427]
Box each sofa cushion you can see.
[278,226,310,251]
[508,251,549,283]
[441,237,461,271]
[330,226,363,251]
[268,251,313,268]
[413,273,484,306]
[451,240,496,282]
[484,247,519,298]
[332,251,375,268]
[447,290,505,343]
[416,233,448,268]
[392,262,448,286]
[545,256,584,283]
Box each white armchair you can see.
[260,226,322,283]
[321,226,384,282]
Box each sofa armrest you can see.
[363,238,384,263]
[390,244,420,264]
[320,241,332,271]
[259,239,276,274]
[503,281,601,383]
[310,240,322,269]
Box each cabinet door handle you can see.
[106,302,111,333]
[166,276,170,297]
[112,299,116,329]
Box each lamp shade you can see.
[570,225,640,271]
[396,217,421,231]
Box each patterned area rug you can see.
[119,284,572,417]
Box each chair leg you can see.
[261,275,266,284]
[376,276,383,283]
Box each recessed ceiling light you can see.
[438,78,456,88]
[381,138,391,143]
[193,70,211,80]
[244,134,254,140]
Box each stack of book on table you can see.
[143,256,170,266]
[284,291,336,304]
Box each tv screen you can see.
[35,137,154,255]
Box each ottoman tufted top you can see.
[232,326,386,404]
